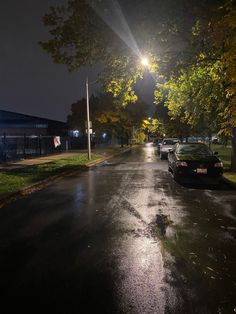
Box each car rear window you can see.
[177,144,212,155]
[163,139,178,145]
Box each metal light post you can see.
[86,77,91,160]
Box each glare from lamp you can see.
[141,57,149,67]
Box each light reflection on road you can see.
[0,143,235,313]
[98,143,236,313]
[99,143,183,313]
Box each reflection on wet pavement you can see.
[0,143,235,313]
[98,144,236,313]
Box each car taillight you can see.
[176,161,188,167]
[214,162,223,168]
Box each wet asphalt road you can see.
[0,143,236,314]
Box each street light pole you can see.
[86,77,91,160]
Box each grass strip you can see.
[211,144,236,184]
[0,153,101,197]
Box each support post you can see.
[86,77,91,160]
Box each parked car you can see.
[156,138,163,154]
[159,138,179,159]
[168,142,223,184]
[212,138,220,144]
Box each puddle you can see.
[155,214,173,236]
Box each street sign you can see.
[85,121,92,128]
[53,136,61,148]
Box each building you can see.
[0,110,69,162]
[0,110,68,136]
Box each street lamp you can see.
[86,77,91,160]
[141,57,149,67]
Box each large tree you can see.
[67,92,150,144]
[40,0,220,104]
[206,0,236,169]
[41,0,236,167]
[153,1,236,169]
[154,60,224,137]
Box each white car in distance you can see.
[159,138,179,159]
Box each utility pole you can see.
[86,77,91,160]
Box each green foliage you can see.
[153,0,236,168]
[67,93,150,140]
[40,0,204,105]
[155,61,225,136]
[41,0,236,168]
[40,1,111,68]
[141,118,162,135]
[210,1,236,135]
[135,130,146,143]
[102,56,140,106]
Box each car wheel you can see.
[173,169,179,181]
[160,153,164,160]
[216,177,223,186]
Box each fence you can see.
[0,134,92,163]
[0,135,64,162]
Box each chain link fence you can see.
[0,134,92,163]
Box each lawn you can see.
[0,153,101,198]
[211,144,236,184]
[211,144,231,169]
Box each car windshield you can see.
[163,139,178,145]
[176,144,213,155]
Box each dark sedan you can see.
[168,143,223,184]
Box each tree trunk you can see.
[231,128,236,171]
[111,133,115,145]
[126,132,129,146]
[120,136,124,148]
[208,133,212,149]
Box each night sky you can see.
[0,0,154,122]
[0,0,98,122]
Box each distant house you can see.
[0,110,68,136]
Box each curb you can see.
[0,146,133,208]
[0,168,85,209]
[86,147,132,167]
[223,176,236,189]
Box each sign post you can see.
[86,77,91,160]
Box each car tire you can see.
[216,177,223,186]
[173,169,179,181]
[160,153,164,160]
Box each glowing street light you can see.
[141,57,149,67]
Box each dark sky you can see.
[0,0,154,122]
[0,0,100,122]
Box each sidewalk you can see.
[0,146,131,170]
